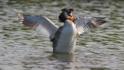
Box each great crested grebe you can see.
[17,8,106,54]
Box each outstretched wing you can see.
[75,16,92,35]
[17,13,58,39]
[75,16,106,35]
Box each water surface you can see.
[0,0,124,70]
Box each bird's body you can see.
[53,20,77,53]
[17,8,106,54]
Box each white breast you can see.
[54,20,77,53]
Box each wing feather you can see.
[75,16,91,35]
[18,14,58,39]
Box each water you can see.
[0,0,124,70]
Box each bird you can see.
[17,8,106,54]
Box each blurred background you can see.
[0,0,124,70]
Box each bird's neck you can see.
[65,20,75,25]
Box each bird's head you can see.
[59,8,75,22]
[61,8,74,16]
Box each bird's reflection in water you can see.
[50,53,75,62]
[48,53,75,70]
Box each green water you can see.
[0,0,124,70]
